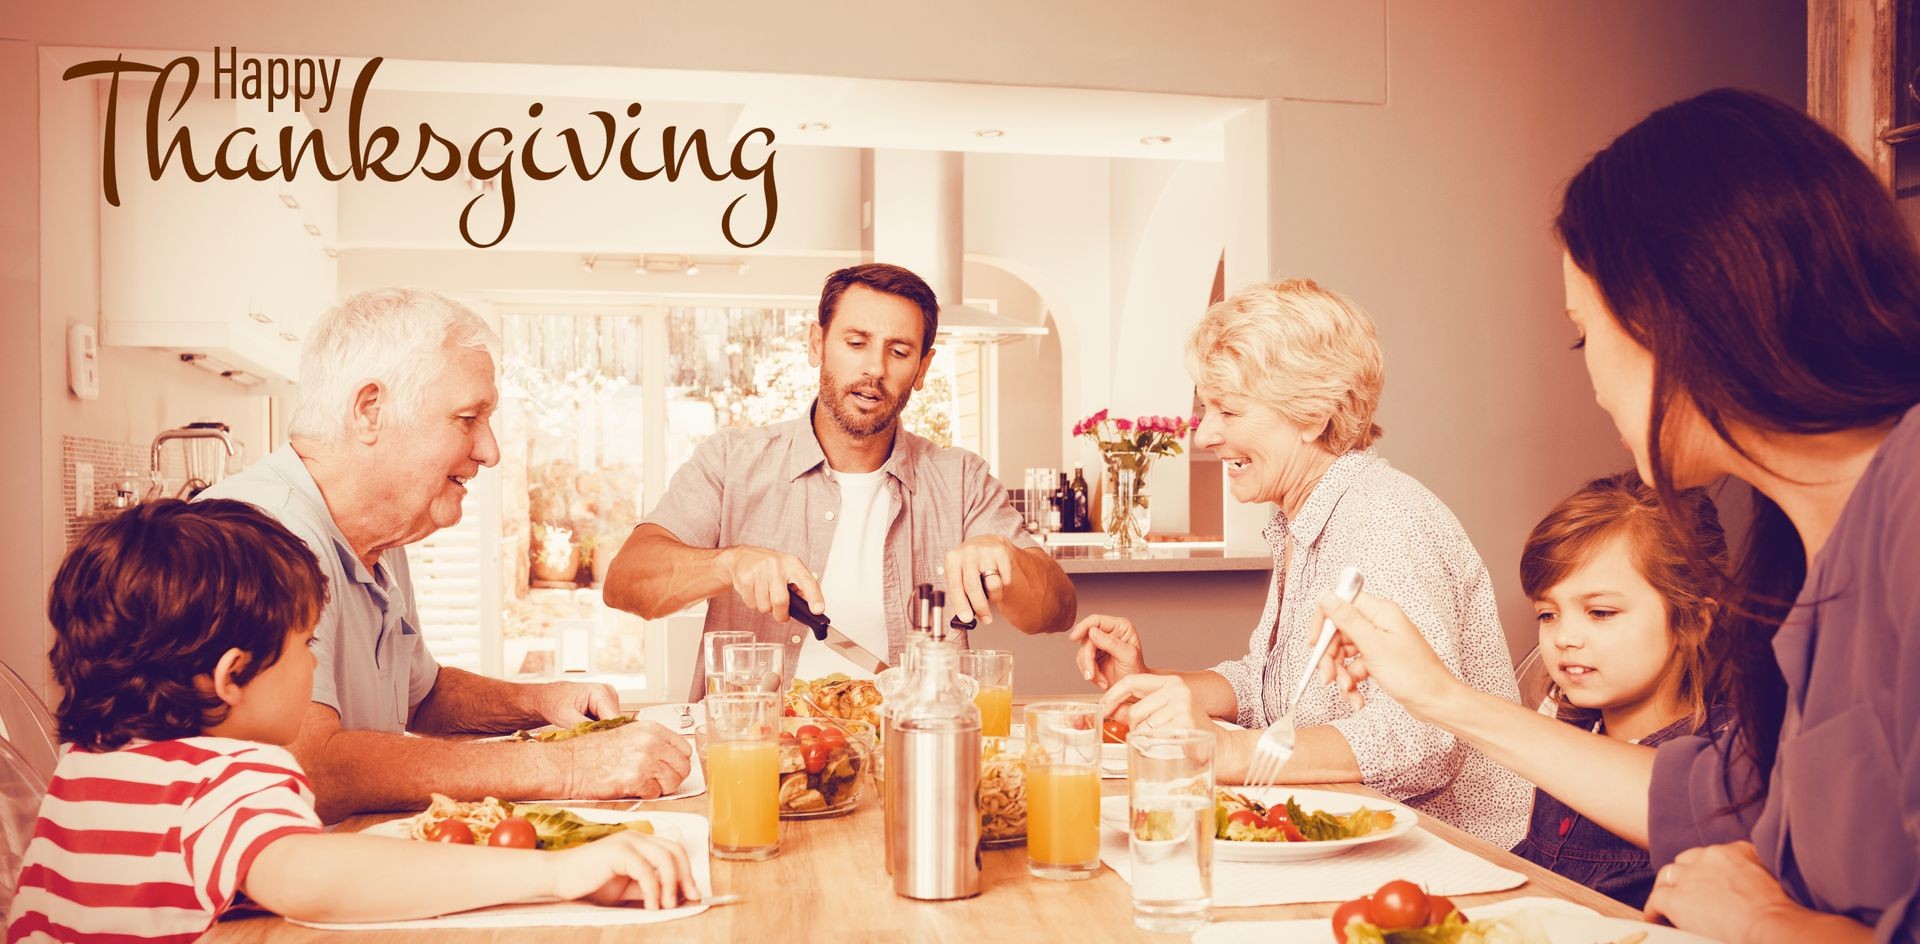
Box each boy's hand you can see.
[549,830,703,909]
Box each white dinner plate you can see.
[365,803,685,845]
[1100,786,1418,862]
[1191,896,1717,944]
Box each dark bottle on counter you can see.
[1054,472,1073,533]
[1068,467,1091,531]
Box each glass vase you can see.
[1102,453,1151,555]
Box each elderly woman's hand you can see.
[1097,673,1211,733]
[1069,614,1149,688]
[1312,591,1459,718]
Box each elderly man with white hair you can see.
[199,288,690,822]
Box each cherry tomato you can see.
[426,819,474,844]
[782,706,796,717]
[1226,810,1263,829]
[1330,896,1372,943]
[1427,894,1463,924]
[1102,719,1131,744]
[795,724,823,741]
[1367,880,1430,931]
[820,728,848,751]
[486,816,538,850]
[778,731,798,744]
[1263,807,1306,842]
[801,741,829,774]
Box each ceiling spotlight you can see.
[685,261,701,276]
[1140,135,1172,146]
[278,192,300,209]
[303,223,322,237]
[797,121,830,132]
[974,129,1005,139]
[279,331,298,342]
[737,261,750,276]
[581,255,597,273]
[633,259,647,275]
[322,246,338,259]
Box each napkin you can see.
[1099,824,1526,908]
[292,812,715,930]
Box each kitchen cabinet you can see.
[96,79,337,386]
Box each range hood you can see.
[863,150,1048,342]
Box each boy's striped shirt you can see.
[6,737,322,944]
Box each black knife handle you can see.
[786,584,830,640]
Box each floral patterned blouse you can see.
[1209,449,1533,848]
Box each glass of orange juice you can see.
[1023,701,1102,880]
[960,649,1014,737]
[705,691,781,860]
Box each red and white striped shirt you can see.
[6,737,322,944]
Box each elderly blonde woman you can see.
[1079,279,1531,846]
[198,288,691,822]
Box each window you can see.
[420,300,990,699]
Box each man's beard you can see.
[820,368,911,438]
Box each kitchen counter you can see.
[1046,543,1271,574]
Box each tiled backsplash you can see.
[61,436,149,550]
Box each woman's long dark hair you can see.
[1555,89,1920,805]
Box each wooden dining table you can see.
[206,707,1642,943]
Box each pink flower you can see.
[1114,418,1133,432]
[1190,414,1202,428]
[1092,408,1109,424]
[1072,421,1084,437]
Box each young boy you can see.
[7,500,701,942]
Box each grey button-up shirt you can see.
[196,444,440,733]
[643,407,1037,700]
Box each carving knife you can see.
[785,584,890,673]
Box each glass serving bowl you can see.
[980,735,1028,848]
[774,717,874,819]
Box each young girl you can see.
[7,500,702,942]
[1504,471,1730,907]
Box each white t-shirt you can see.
[794,467,894,678]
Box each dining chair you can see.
[0,660,59,784]
[0,737,47,920]
[1513,645,1554,713]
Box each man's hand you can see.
[1068,614,1150,688]
[714,545,824,622]
[561,721,694,800]
[943,534,1019,625]
[530,680,623,727]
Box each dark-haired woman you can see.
[1313,87,1920,943]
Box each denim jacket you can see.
[1511,704,1735,908]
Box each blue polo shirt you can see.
[196,444,441,733]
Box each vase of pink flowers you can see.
[1072,410,1197,554]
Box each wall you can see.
[23,49,275,701]
[1,39,45,692]
[1231,0,1807,660]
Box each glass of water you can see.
[1126,728,1216,933]
[720,641,787,694]
[703,631,756,697]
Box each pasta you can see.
[397,793,513,844]
[978,741,1027,842]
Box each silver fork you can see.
[1244,567,1365,786]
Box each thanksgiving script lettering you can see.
[63,50,780,249]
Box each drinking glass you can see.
[1023,701,1102,880]
[719,641,786,694]
[959,649,1014,738]
[1127,728,1216,933]
[705,691,781,860]
[702,631,756,696]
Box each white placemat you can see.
[294,811,714,930]
[1099,822,1526,908]
[1191,897,1598,944]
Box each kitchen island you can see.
[980,543,1273,694]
